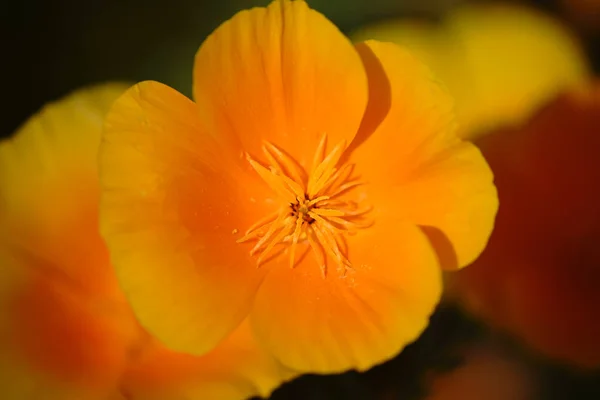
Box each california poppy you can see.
[449,84,600,368]
[0,84,293,399]
[100,0,498,373]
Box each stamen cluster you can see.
[237,135,371,277]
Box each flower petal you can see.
[447,3,590,138]
[250,218,441,373]
[120,319,296,400]
[192,0,368,165]
[100,81,267,355]
[350,41,498,269]
[0,83,130,295]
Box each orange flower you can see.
[449,84,600,368]
[0,84,293,399]
[99,0,498,373]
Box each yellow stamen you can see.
[256,220,294,266]
[328,180,365,199]
[311,222,352,271]
[247,155,294,200]
[249,211,289,256]
[240,136,371,276]
[307,140,346,197]
[307,229,327,278]
[310,208,346,217]
[318,163,354,195]
[311,133,328,174]
[263,141,306,185]
[289,216,304,269]
[306,195,329,207]
[237,209,282,243]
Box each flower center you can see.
[237,135,371,277]
[291,198,316,224]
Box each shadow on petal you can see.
[420,225,459,271]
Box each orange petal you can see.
[120,319,296,400]
[350,41,498,269]
[250,218,442,373]
[100,81,268,355]
[193,0,368,166]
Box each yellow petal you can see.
[0,84,130,294]
[100,81,267,356]
[250,218,442,373]
[450,3,590,138]
[193,0,368,166]
[351,3,590,139]
[350,41,497,269]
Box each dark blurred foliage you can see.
[2,0,600,399]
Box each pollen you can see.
[237,135,372,277]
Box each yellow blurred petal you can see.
[450,3,590,138]
[351,3,590,139]
[0,83,131,297]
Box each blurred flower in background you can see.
[352,2,591,139]
[0,84,294,400]
[448,83,600,369]
[0,84,138,400]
